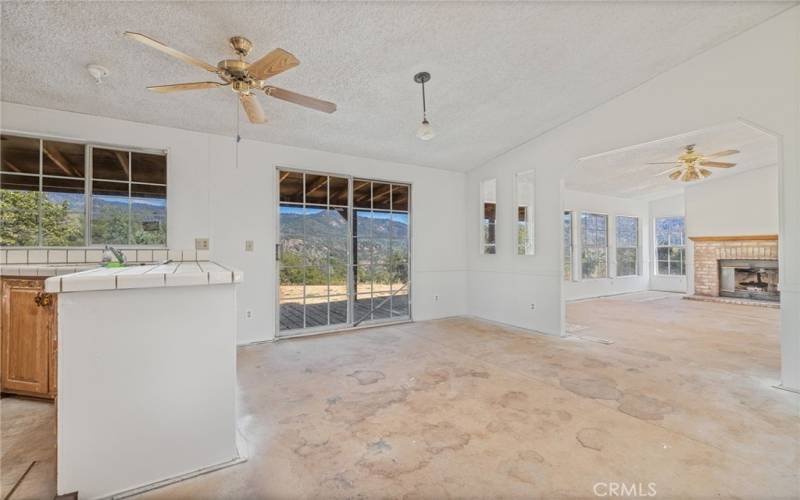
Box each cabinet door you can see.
[1,279,52,396]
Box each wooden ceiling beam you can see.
[3,160,21,172]
[113,151,130,178]
[43,145,81,177]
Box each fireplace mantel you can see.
[689,234,778,242]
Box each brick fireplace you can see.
[690,235,779,301]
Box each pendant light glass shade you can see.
[414,72,435,141]
[416,119,435,141]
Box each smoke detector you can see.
[87,64,110,84]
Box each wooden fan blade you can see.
[240,94,266,124]
[699,160,735,168]
[655,167,679,176]
[705,149,739,158]
[247,48,299,80]
[699,168,712,178]
[265,86,337,113]
[147,82,226,93]
[669,170,683,180]
[124,32,218,73]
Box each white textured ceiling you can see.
[567,121,779,199]
[0,2,792,171]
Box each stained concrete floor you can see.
[3,292,799,498]
[0,396,56,500]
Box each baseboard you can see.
[104,430,249,500]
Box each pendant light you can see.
[414,72,435,141]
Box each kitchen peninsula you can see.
[46,260,244,499]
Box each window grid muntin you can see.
[615,215,639,277]
[581,212,608,279]
[563,211,573,281]
[655,216,686,276]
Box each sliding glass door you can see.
[277,169,410,336]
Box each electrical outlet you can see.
[245,240,254,252]
[195,238,209,250]
[245,310,254,320]
[530,303,536,310]
[434,295,439,301]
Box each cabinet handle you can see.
[34,292,53,308]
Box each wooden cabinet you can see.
[1,277,57,399]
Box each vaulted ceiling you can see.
[0,2,792,171]
[567,121,779,199]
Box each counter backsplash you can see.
[0,248,209,266]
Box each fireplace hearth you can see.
[719,259,779,302]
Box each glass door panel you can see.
[278,170,411,336]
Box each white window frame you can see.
[654,216,686,276]
[514,170,535,256]
[581,212,609,279]
[615,215,639,277]
[0,130,168,248]
[480,178,497,255]
[563,210,573,281]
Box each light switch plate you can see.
[195,238,210,250]
[245,240,254,252]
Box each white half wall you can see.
[563,190,650,301]
[466,6,799,388]
[0,102,468,343]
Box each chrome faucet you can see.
[101,245,127,265]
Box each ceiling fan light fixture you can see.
[414,71,435,141]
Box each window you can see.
[0,134,166,247]
[563,211,573,280]
[91,148,167,246]
[615,216,639,277]
[581,212,608,279]
[655,216,685,275]
[480,178,496,254]
[515,170,535,255]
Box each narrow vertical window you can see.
[563,211,572,280]
[615,216,639,277]
[480,178,496,254]
[655,216,685,275]
[581,212,608,279]
[515,170,535,255]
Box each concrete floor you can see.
[3,292,799,498]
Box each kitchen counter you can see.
[43,260,242,293]
[0,264,98,277]
[52,259,243,498]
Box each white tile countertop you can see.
[43,261,242,293]
[1,264,100,277]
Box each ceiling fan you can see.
[650,144,739,182]
[124,32,336,124]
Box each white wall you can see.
[0,102,468,343]
[563,190,650,301]
[648,193,687,293]
[685,165,779,237]
[466,7,799,389]
[684,164,779,295]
